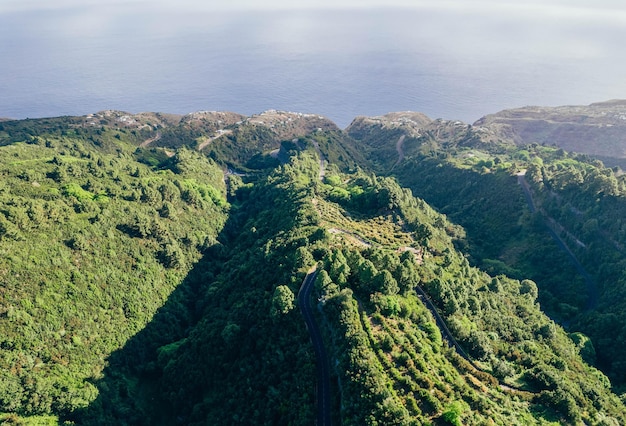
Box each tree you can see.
[317,269,339,298]
[159,241,184,269]
[329,250,350,286]
[271,285,295,317]
[374,270,399,295]
[520,279,538,301]
[395,258,420,294]
[357,259,378,293]
[221,323,241,345]
[441,401,464,426]
[467,330,492,360]
[295,246,314,270]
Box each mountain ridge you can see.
[51,98,626,163]
[5,99,625,163]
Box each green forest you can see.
[0,110,626,424]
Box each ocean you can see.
[1,3,625,128]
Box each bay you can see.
[1,3,625,128]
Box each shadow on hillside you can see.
[65,240,227,425]
[64,187,255,426]
[394,159,591,315]
[66,173,318,425]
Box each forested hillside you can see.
[0,119,229,424]
[349,111,626,391]
[1,107,626,425]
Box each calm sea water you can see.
[1,4,625,128]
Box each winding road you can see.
[414,286,473,363]
[517,172,598,310]
[299,269,332,426]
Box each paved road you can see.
[518,173,597,310]
[416,285,532,394]
[298,269,332,426]
[414,286,472,363]
[517,173,536,212]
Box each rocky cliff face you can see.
[346,101,626,163]
[473,100,626,160]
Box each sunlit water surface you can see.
[1,4,625,127]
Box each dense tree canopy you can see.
[0,112,625,425]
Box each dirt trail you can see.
[388,135,407,171]
[140,131,161,147]
[394,135,406,166]
[328,228,372,248]
[312,140,326,180]
[197,130,232,151]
